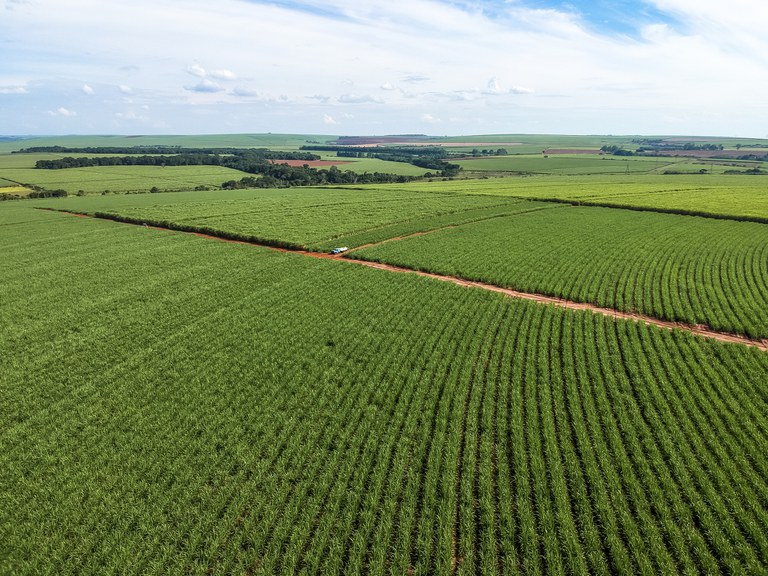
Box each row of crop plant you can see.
[2,205,767,574]
[352,205,768,338]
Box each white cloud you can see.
[1,0,767,136]
[231,86,261,97]
[186,63,207,77]
[510,85,535,95]
[48,106,76,117]
[338,93,380,104]
[485,77,502,94]
[421,113,440,123]
[82,83,94,95]
[403,74,430,84]
[185,79,223,93]
[186,64,236,81]
[0,85,28,94]
[209,68,237,80]
[4,0,31,10]
[323,114,337,125]
[115,109,146,121]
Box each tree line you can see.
[222,165,416,189]
[34,148,320,170]
[31,146,423,189]
[301,145,461,176]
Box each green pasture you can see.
[0,152,89,169]
[2,204,767,574]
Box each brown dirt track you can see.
[56,210,768,352]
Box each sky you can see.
[1,0,767,137]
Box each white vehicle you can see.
[330,246,349,255]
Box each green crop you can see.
[0,163,248,194]
[353,205,768,338]
[2,204,767,574]
[387,174,768,221]
[28,186,537,249]
[454,154,671,175]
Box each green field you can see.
[382,174,768,221]
[0,147,427,195]
[4,133,766,200]
[0,163,251,194]
[4,133,768,574]
[352,205,768,338]
[310,154,431,176]
[28,175,768,338]
[29,187,540,249]
[3,204,767,574]
[454,154,679,175]
[0,133,340,154]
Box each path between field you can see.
[54,209,768,352]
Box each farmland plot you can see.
[29,187,541,249]
[389,174,768,221]
[352,205,768,338]
[0,164,250,194]
[1,205,767,575]
[454,154,669,175]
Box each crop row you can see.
[2,205,767,574]
[454,154,669,175]
[27,186,529,248]
[377,174,768,221]
[353,205,768,338]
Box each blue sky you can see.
[1,0,767,136]
[521,0,678,35]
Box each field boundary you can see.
[45,208,768,352]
